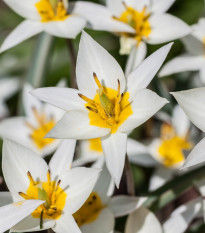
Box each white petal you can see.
[44,15,86,39]
[106,0,125,16]
[93,165,112,204]
[0,200,44,233]
[149,166,173,191]
[192,18,205,42]
[53,214,80,233]
[119,37,137,55]
[11,215,55,232]
[181,137,205,170]
[49,139,76,179]
[0,192,12,207]
[200,67,205,84]
[150,0,176,13]
[101,132,127,188]
[109,196,140,217]
[2,139,48,200]
[182,35,204,56]
[60,167,101,214]
[3,0,40,20]
[31,87,85,111]
[171,87,205,132]
[149,14,191,44]
[159,55,205,77]
[163,198,202,233]
[46,111,110,140]
[127,43,173,99]
[125,42,147,76]
[125,207,163,233]
[127,138,158,167]
[73,2,135,33]
[0,101,9,119]
[119,89,168,133]
[172,105,190,137]
[76,31,126,97]
[0,78,20,100]
[0,20,43,53]
[80,208,114,233]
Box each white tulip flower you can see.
[73,0,190,66]
[0,139,100,233]
[0,82,64,157]
[171,88,205,170]
[160,18,205,83]
[31,31,170,187]
[0,0,86,53]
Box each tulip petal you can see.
[171,88,205,132]
[0,200,44,233]
[76,31,126,97]
[127,43,173,99]
[46,111,110,140]
[0,192,12,207]
[0,20,43,53]
[101,132,127,188]
[150,0,176,13]
[149,14,190,44]
[49,139,76,180]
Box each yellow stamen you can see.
[27,171,36,186]
[78,94,96,106]
[89,138,103,153]
[93,72,102,89]
[73,192,105,227]
[35,0,69,22]
[19,192,32,200]
[113,5,151,45]
[47,170,51,185]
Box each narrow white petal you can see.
[3,0,40,20]
[44,15,86,39]
[93,165,112,204]
[181,137,205,170]
[106,0,125,16]
[171,88,205,132]
[0,20,43,53]
[109,196,140,217]
[159,55,205,77]
[172,105,190,137]
[125,42,147,76]
[76,31,126,97]
[0,200,44,233]
[46,111,110,140]
[49,139,76,179]
[0,192,12,207]
[127,43,173,99]
[53,214,80,233]
[11,215,55,232]
[149,167,173,191]
[0,78,20,100]
[163,198,202,233]
[60,167,101,214]
[125,207,163,233]
[80,208,114,233]
[101,133,127,188]
[31,87,85,111]
[150,0,176,13]
[73,2,135,33]
[199,67,205,84]
[182,35,204,56]
[149,14,190,44]
[2,139,48,200]
[127,138,158,167]
[119,89,168,133]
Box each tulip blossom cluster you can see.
[1,0,205,233]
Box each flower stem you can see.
[66,39,77,89]
[144,164,205,211]
[125,154,135,196]
[27,32,54,88]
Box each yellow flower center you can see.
[89,138,103,153]
[35,0,68,22]
[26,107,56,150]
[158,124,193,168]
[79,73,133,134]
[73,192,104,227]
[19,170,67,228]
[114,3,151,45]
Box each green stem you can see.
[27,32,54,88]
[144,164,205,211]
